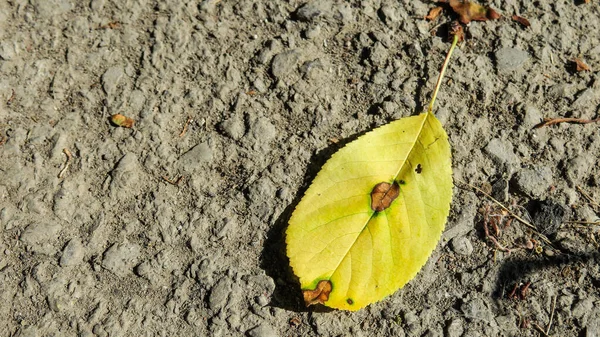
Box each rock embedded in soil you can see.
[484,138,520,169]
[60,238,84,267]
[20,222,62,253]
[461,298,493,323]
[271,50,301,79]
[219,116,246,140]
[531,199,566,235]
[209,277,232,311]
[294,2,324,22]
[521,105,543,129]
[450,236,474,256]
[110,153,142,196]
[102,66,124,95]
[512,166,553,198]
[101,242,141,277]
[446,318,464,337]
[495,48,529,71]
[180,142,213,171]
[247,323,277,337]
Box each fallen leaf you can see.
[511,15,531,28]
[573,58,591,72]
[449,20,465,42]
[286,109,453,311]
[425,6,444,21]
[286,32,460,312]
[449,0,500,24]
[110,114,135,128]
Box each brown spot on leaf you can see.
[347,298,354,305]
[371,181,400,212]
[511,15,531,28]
[448,0,500,24]
[302,280,332,306]
[415,164,423,174]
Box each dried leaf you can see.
[449,0,500,24]
[573,58,591,72]
[450,20,465,42]
[425,6,444,21]
[511,15,531,28]
[110,114,135,128]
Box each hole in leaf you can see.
[415,164,422,174]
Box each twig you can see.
[576,185,600,208]
[546,295,557,335]
[7,89,15,106]
[532,322,550,337]
[58,148,72,178]
[459,180,553,245]
[97,21,121,29]
[566,220,600,226]
[179,116,193,138]
[520,281,531,299]
[162,175,184,186]
[483,213,512,253]
[534,117,600,128]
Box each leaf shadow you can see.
[494,251,600,298]
[259,129,373,313]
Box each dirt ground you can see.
[1,0,600,336]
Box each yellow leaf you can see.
[286,111,452,310]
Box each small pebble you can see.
[484,138,520,168]
[247,323,278,337]
[495,48,529,71]
[450,237,474,256]
[60,238,84,267]
[271,51,300,79]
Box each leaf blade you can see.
[287,112,453,310]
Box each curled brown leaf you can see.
[511,15,531,28]
[110,114,135,128]
[573,58,591,72]
[425,6,444,21]
[449,0,500,24]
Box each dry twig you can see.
[58,148,73,178]
[459,181,552,245]
[576,185,600,209]
[546,295,557,335]
[98,21,121,29]
[534,117,600,128]
[7,89,15,106]
[162,175,184,186]
[179,117,193,138]
[532,322,550,337]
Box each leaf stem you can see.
[428,34,459,114]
